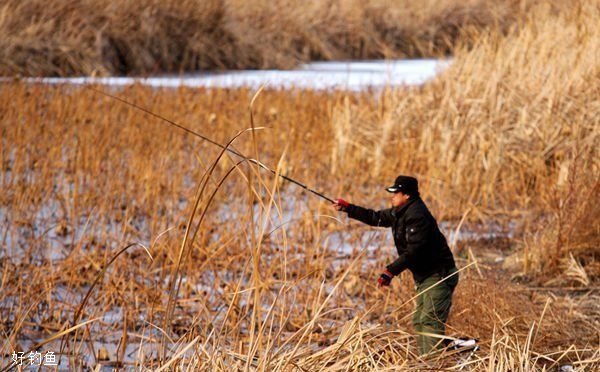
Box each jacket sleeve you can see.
[386,214,432,275]
[345,204,395,228]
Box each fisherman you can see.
[333,175,458,355]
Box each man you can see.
[333,175,458,355]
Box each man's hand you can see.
[377,269,395,287]
[333,198,350,212]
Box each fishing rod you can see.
[87,86,335,203]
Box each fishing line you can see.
[87,86,335,203]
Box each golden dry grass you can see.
[0,0,599,370]
[0,0,533,76]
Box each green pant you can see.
[413,268,459,355]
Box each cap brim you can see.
[386,186,400,193]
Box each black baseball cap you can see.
[386,175,419,195]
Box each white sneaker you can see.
[449,338,478,350]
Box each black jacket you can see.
[345,197,455,283]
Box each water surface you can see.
[24,59,451,90]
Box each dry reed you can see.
[0,0,598,370]
[0,0,534,77]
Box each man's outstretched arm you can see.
[333,198,394,227]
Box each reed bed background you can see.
[1,0,599,370]
[0,0,534,76]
